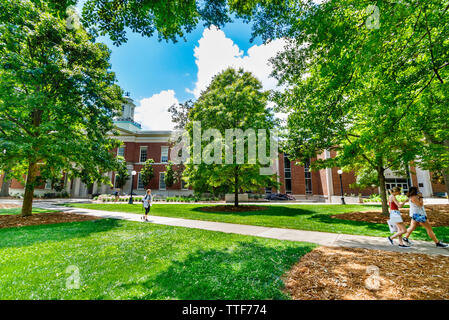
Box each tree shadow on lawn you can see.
[309,214,449,240]
[0,208,53,215]
[191,205,317,217]
[309,214,390,233]
[0,218,122,249]
[120,241,315,300]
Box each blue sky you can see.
[75,2,286,130]
[99,21,263,102]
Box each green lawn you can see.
[66,203,449,242]
[0,208,55,215]
[0,219,314,299]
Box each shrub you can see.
[363,194,382,203]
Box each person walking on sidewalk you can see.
[141,189,152,222]
[387,187,410,248]
[402,187,448,248]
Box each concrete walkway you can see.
[28,201,449,257]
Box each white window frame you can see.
[117,146,125,157]
[137,172,144,190]
[113,174,119,189]
[159,172,166,190]
[181,178,188,190]
[161,146,169,163]
[45,179,52,190]
[140,146,148,163]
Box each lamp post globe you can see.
[337,169,346,205]
[128,170,137,204]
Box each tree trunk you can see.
[21,162,38,217]
[377,166,389,216]
[0,175,11,197]
[442,168,449,203]
[234,166,239,207]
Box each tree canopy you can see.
[73,0,295,45]
[183,68,278,206]
[140,158,155,189]
[0,0,124,215]
[266,0,449,211]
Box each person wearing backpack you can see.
[141,189,152,222]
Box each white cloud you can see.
[134,90,178,130]
[134,26,287,131]
[188,26,287,98]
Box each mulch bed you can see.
[284,246,449,300]
[199,205,269,212]
[0,212,101,229]
[331,204,449,227]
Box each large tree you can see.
[0,0,124,215]
[80,0,293,45]
[263,0,449,213]
[183,68,278,206]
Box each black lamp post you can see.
[128,170,137,204]
[337,169,346,205]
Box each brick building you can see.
[1,97,446,201]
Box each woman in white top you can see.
[387,187,409,247]
[402,187,447,248]
[141,189,152,222]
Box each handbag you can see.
[387,219,397,233]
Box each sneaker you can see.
[398,244,411,248]
[436,241,448,248]
[403,237,413,245]
[387,236,394,246]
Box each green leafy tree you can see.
[164,161,176,196]
[168,100,195,130]
[140,159,155,189]
[349,166,379,192]
[183,68,278,206]
[114,161,130,193]
[0,0,124,215]
[80,0,292,45]
[266,0,448,213]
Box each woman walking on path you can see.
[402,187,448,248]
[387,187,410,248]
[141,189,152,222]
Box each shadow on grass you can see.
[190,205,317,217]
[121,241,315,300]
[309,214,390,232]
[0,218,122,249]
[0,208,54,215]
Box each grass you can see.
[65,203,449,242]
[0,208,56,215]
[0,219,315,300]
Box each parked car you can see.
[265,193,296,201]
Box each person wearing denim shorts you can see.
[403,187,448,248]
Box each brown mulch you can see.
[0,212,101,229]
[0,204,21,209]
[284,246,449,300]
[199,205,269,212]
[331,204,449,227]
